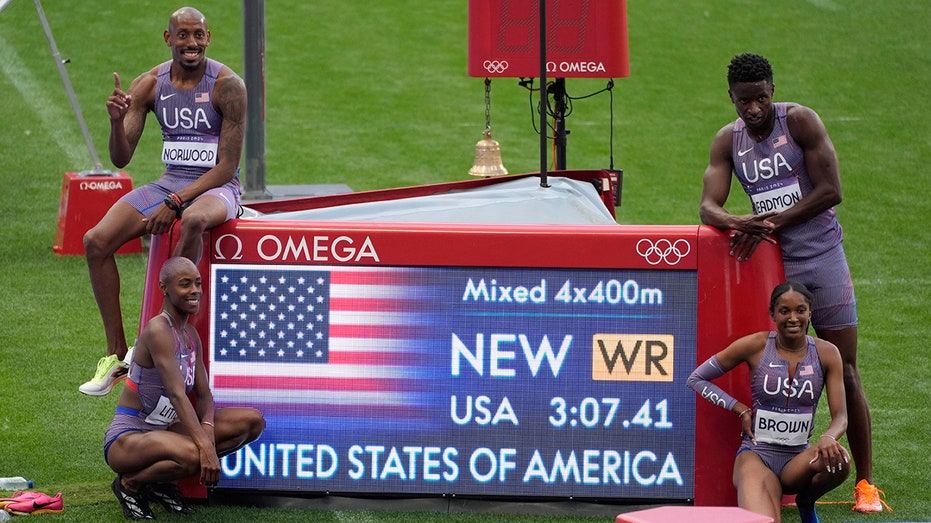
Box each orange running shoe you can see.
[853,479,890,513]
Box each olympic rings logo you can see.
[636,238,691,266]
[483,60,509,74]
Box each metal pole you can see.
[538,0,549,188]
[242,0,268,199]
[552,77,567,170]
[34,0,111,175]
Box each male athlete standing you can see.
[699,53,885,513]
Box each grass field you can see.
[1,1,929,521]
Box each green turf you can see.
[1,1,928,521]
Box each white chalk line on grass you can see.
[856,277,931,287]
[334,510,379,523]
[805,0,842,11]
[0,32,89,166]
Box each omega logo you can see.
[256,234,379,263]
[545,61,607,74]
[212,233,380,263]
[79,180,124,191]
[214,233,244,261]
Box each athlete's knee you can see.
[83,226,116,260]
[247,410,266,441]
[230,409,266,442]
[177,210,211,236]
[841,359,862,388]
[83,228,102,258]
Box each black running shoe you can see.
[111,476,155,520]
[147,482,196,515]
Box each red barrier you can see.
[139,174,781,506]
[468,0,629,78]
[53,171,142,256]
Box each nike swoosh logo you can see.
[160,93,177,101]
[768,362,785,368]
[737,147,755,156]
[32,500,58,509]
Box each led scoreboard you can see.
[140,172,782,506]
[208,263,695,499]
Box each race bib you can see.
[143,395,179,426]
[162,139,219,168]
[754,408,813,446]
[751,179,802,214]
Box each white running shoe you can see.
[78,353,129,396]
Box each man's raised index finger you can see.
[113,72,121,91]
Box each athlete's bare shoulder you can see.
[126,65,160,109]
[214,65,245,95]
[212,66,246,117]
[784,103,820,124]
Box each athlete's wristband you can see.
[163,193,184,218]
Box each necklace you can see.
[775,335,805,353]
[162,308,182,327]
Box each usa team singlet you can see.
[731,103,843,261]
[103,313,198,462]
[154,58,238,188]
[750,332,824,446]
[735,333,826,475]
[117,58,241,218]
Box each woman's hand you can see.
[198,444,221,487]
[737,406,756,444]
[809,434,850,473]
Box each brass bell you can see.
[468,128,508,177]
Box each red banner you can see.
[468,0,629,78]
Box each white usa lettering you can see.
[161,106,212,130]
[762,374,816,400]
[739,152,792,183]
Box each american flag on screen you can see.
[209,264,443,425]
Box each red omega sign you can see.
[468,0,629,78]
